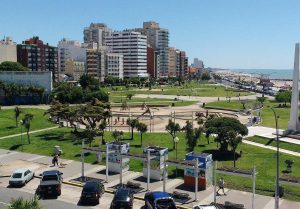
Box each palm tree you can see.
[99,120,107,145]
[112,130,123,142]
[126,118,139,140]
[14,107,21,127]
[7,196,42,209]
[137,122,148,146]
[22,113,33,144]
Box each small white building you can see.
[0,37,17,64]
[106,53,123,79]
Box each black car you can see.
[39,170,63,197]
[80,181,105,205]
[144,191,177,209]
[110,188,133,209]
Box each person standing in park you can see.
[52,154,59,166]
[217,177,226,195]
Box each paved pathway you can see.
[243,140,300,157]
[0,126,58,140]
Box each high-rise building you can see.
[192,58,204,69]
[17,36,58,80]
[106,53,124,79]
[65,60,85,81]
[134,21,169,77]
[105,30,148,78]
[168,47,176,77]
[58,38,86,79]
[0,37,17,64]
[83,23,112,49]
[179,51,187,77]
[86,48,106,82]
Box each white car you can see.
[9,169,34,186]
[193,205,218,209]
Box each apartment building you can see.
[17,36,58,80]
[106,53,123,79]
[65,60,85,81]
[57,38,86,78]
[168,47,176,77]
[83,23,112,49]
[86,48,106,82]
[105,31,148,78]
[0,37,17,64]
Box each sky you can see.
[1,0,300,69]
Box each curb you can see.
[0,175,10,178]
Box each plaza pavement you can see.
[0,148,299,209]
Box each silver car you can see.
[9,169,34,186]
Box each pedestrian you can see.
[53,154,59,166]
[217,177,226,195]
[117,116,120,122]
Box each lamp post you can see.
[174,136,180,177]
[20,120,23,151]
[270,107,280,209]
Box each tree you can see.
[184,120,201,151]
[75,99,111,146]
[0,61,28,71]
[126,93,134,100]
[79,74,99,91]
[257,97,266,106]
[7,196,42,209]
[99,120,107,145]
[112,130,124,142]
[137,122,148,146]
[205,117,248,152]
[14,106,21,127]
[201,72,211,80]
[228,132,243,167]
[165,119,181,150]
[275,91,292,106]
[126,118,139,140]
[22,113,33,144]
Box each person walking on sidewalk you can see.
[217,177,226,195]
[52,154,59,166]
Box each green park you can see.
[0,77,300,202]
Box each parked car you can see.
[39,170,63,197]
[144,191,177,209]
[193,205,218,209]
[80,180,104,205]
[9,169,34,187]
[110,188,133,209]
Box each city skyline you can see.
[1,0,300,69]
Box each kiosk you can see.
[107,142,130,173]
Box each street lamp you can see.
[174,136,180,177]
[19,120,23,151]
[270,107,280,209]
[174,136,180,160]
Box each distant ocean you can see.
[229,69,294,80]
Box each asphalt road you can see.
[0,186,93,209]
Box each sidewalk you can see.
[0,126,58,140]
[0,148,299,209]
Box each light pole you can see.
[20,120,23,151]
[174,136,180,177]
[270,107,280,209]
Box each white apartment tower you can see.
[58,38,86,77]
[0,37,17,64]
[106,53,124,79]
[83,23,112,49]
[105,31,148,78]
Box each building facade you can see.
[17,37,58,80]
[57,38,86,79]
[106,53,124,79]
[83,23,112,49]
[65,60,85,81]
[0,37,17,64]
[168,47,176,77]
[105,31,148,78]
[86,48,106,82]
[134,22,169,77]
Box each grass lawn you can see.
[246,135,300,153]
[0,108,56,137]
[206,100,291,129]
[109,96,197,107]
[0,128,299,201]
[105,83,253,98]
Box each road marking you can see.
[27,156,45,162]
[0,151,17,159]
